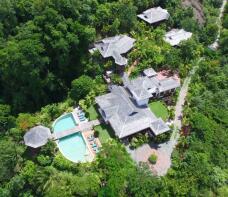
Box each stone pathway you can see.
[182,0,205,25]
[209,0,227,50]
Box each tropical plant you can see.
[148,154,157,164]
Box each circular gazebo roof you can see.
[24,126,51,148]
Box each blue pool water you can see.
[53,113,88,162]
[53,113,77,132]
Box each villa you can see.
[164,29,193,46]
[95,85,169,139]
[95,68,180,139]
[137,7,170,25]
[90,35,135,66]
[123,68,180,106]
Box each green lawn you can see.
[149,101,169,121]
[94,124,113,144]
[86,105,113,143]
[85,105,99,120]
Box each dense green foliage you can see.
[0,0,218,113]
[0,0,227,196]
[162,57,228,196]
[70,75,94,101]
[0,0,96,113]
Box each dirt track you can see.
[182,0,205,24]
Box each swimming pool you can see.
[53,113,89,163]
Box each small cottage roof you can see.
[137,7,170,24]
[164,29,192,46]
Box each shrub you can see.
[111,74,122,85]
[94,130,99,138]
[154,131,172,143]
[70,75,94,101]
[16,113,38,131]
[148,154,157,164]
[52,153,79,173]
[0,104,15,132]
[37,155,52,166]
[129,133,150,149]
[168,106,175,120]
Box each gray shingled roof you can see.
[137,7,170,24]
[150,118,170,135]
[123,70,180,101]
[94,35,135,66]
[164,29,192,46]
[159,78,180,92]
[24,126,51,148]
[96,85,169,138]
[127,77,158,100]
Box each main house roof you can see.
[164,29,192,46]
[137,7,170,24]
[94,35,135,66]
[95,85,169,138]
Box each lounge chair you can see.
[91,143,97,148]
[87,136,94,141]
[92,146,97,150]
[88,134,94,138]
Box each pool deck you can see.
[51,119,101,140]
[83,130,102,157]
[72,109,88,124]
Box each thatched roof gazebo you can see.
[24,126,51,148]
